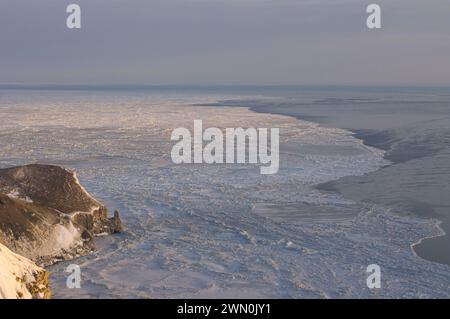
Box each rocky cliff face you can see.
[0,164,123,298]
[0,164,122,264]
[0,192,89,264]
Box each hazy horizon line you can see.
[1,83,449,91]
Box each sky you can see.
[0,0,449,86]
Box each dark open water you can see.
[202,86,450,266]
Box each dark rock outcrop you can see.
[0,164,122,265]
[0,193,93,264]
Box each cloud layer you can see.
[1,0,449,85]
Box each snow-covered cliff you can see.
[0,242,50,299]
[0,164,122,264]
[0,164,123,299]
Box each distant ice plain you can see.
[0,88,448,298]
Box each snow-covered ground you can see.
[0,90,448,298]
[0,242,49,299]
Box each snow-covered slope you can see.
[0,242,50,299]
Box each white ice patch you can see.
[0,91,448,298]
[6,190,33,203]
[52,223,82,251]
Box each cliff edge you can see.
[0,164,123,298]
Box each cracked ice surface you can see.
[0,90,448,298]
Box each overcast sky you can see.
[0,0,449,86]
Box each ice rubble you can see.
[0,91,448,298]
